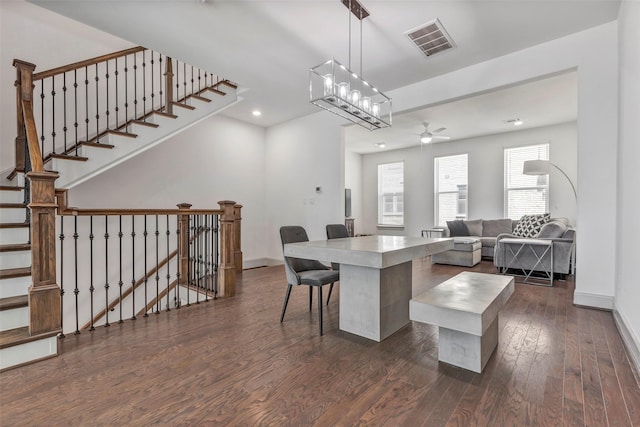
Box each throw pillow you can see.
[513,213,551,238]
[464,219,483,237]
[446,220,469,237]
[537,220,568,238]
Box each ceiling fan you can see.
[419,122,451,143]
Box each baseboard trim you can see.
[613,309,640,377]
[573,292,614,310]
[242,258,283,270]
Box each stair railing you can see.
[53,196,241,336]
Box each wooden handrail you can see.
[32,46,146,81]
[21,100,44,173]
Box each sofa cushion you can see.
[537,220,568,238]
[480,236,498,248]
[482,219,513,237]
[447,220,469,237]
[513,213,551,238]
[464,219,483,237]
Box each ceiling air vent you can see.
[404,19,456,58]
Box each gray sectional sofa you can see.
[439,218,516,258]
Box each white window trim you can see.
[503,143,550,219]
[377,161,404,227]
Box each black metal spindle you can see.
[118,215,124,323]
[51,75,56,154]
[131,215,136,320]
[105,60,110,130]
[191,65,194,98]
[143,215,149,317]
[104,216,110,327]
[40,80,45,155]
[59,216,66,338]
[198,69,202,93]
[155,215,160,314]
[115,57,119,130]
[73,216,80,334]
[89,216,95,331]
[195,215,200,304]
[142,51,147,118]
[63,73,68,153]
[165,215,171,311]
[85,66,89,143]
[134,53,138,120]
[214,214,219,299]
[175,60,180,105]
[74,70,79,155]
[158,54,163,111]
[150,51,155,111]
[124,56,130,126]
[186,216,191,307]
[95,63,100,142]
[204,214,210,302]
[174,215,180,309]
[183,62,187,100]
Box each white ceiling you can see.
[32,0,617,134]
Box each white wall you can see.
[0,0,134,172]
[357,122,577,236]
[615,1,640,369]
[69,115,268,267]
[264,112,345,263]
[384,22,618,310]
[344,150,362,235]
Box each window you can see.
[378,162,404,226]
[435,154,468,226]
[504,144,549,219]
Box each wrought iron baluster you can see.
[191,65,194,98]
[165,215,171,311]
[124,56,129,125]
[198,69,202,93]
[158,54,163,111]
[62,73,68,153]
[59,216,65,338]
[175,215,180,309]
[104,216,110,327]
[89,216,95,331]
[195,215,200,304]
[115,57,120,130]
[118,215,123,323]
[150,51,155,112]
[105,60,110,130]
[85,66,89,143]
[175,60,180,105]
[204,214,210,302]
[142,50,147,118]
[186,216,191,307]
[134,53,138,120]
[143,215,148,317]
[95,63,100,142]
[73,216,80,334]
[74,69,79,155]
[40,80,45,155]
[214,214,219,299]
[51,75,56,154]
[155,215,160,314]
[183,62,187,101]
[131,215,136,320]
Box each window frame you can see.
[503,143,550,219]
[434,153,469,227]
[377,161,404,228]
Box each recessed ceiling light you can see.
[252,110,262,117]
[376,142,386,148]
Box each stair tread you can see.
[0,223,29,229]
[0,327,60,350]
[107,130,138,139]
[0,295,28,311]
[0,243,31,252]
[130,120,159,128]
[0,186,23,192]
[190,94,212,103]
[48,154,89,162]
[80,141,115,149]
[153,110,178,119]
[204,87,226,96]
[172,101,196,110]
[0,267,31,280]
[0,203,26,208]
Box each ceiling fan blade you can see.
[432,127,447,133]
[432,135,451,140]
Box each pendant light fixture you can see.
[309,0,392,130]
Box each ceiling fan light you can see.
[420,134,432,143]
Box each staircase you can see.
[0,177,58,370]
[0,47,241,371]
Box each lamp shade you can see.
[523,159,550,175]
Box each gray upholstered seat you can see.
[280,226,339,336]
[325,224,349,304]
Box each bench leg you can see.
[437,316,498,373]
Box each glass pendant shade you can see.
[310,58,392,130]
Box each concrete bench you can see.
[409,272,514,373]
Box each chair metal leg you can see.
[318,286,323,336]
[309,286,313,311]
[326,283,334,305]
[280,284,293,323]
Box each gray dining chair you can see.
[280,226,339,336]
[325,223,349,305]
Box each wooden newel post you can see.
[165,57,174,115]
[177,203,192,289]
[233,204,243,273]
[27,171,61,335]
[218,200,237,298]
[13,60,35,175]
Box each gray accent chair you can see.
[325,224,349,305]
[493,218,575,276]
[280,226,340,336]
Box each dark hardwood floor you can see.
[1,259,639,426]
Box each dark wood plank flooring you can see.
[1,259,639,426]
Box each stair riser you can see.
[0,276,31,299]
[0,227,30,244]
[0,208,27,223]
[0,251,31,270]
[0,306,28,332]
[0,335,57,371]
[0,191,25,204]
